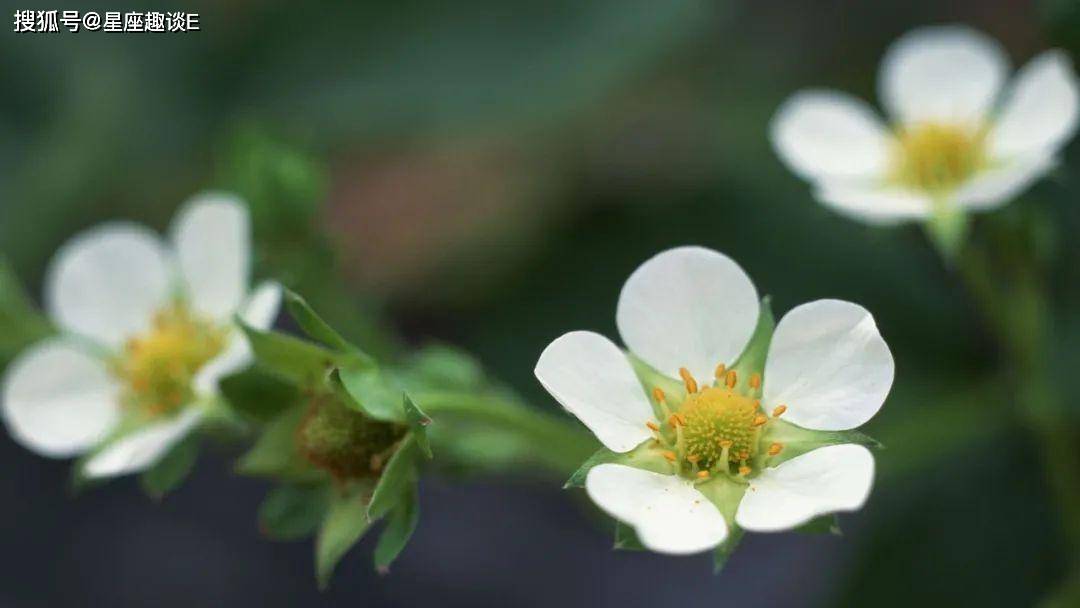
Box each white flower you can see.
[534,246,893,554]
[1,193,281,479]
[771,25,1079,224]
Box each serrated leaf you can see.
[402,395,432,459]
[239,321,339,387]
[139,434,199,500]
[564,443,671,489]
[613,521,645,551]
[373,477,420,572]
[259,484,332,541]
[367,434,421,521]
[219,367,301,422]
[794,514,842,536]
[713,527,745,574]
[237,406,324,482]
[729,297,775,397]
[316,488,373,590]
[334,367,405,422]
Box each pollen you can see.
[646,421,660,432]
[725,370,737,389]
[677,387,759,469]
[772,404,787,418]
[652,387,666,403]
[679,367,699,394]
[768,443,783,456]
[892,122,986,193]
[113,304,226,418]
[714,363,726,380]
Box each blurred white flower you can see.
[1,194,281,479]
[771,25,1079,225]
[535,246,892,554]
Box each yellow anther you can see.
[739,450,750,460]
[725,370,737,389]
[772,404,787,418]
[668,413,685,428]
[714,363,726,379]
[738,465,752,476]
[768,443,783,456]
[696,470,710,479]
[749,373,761,389]
[719,439,733,449]
[646,421,660,432]
[752,414,768,427]
[686,454,701,464]
[679,367,698,394]
[652,387,666,403]
[661,450,677,462]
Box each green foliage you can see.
[373,478,421,572]
[564,443,671,489]
[316,486,374,590]
[259,484,333,541]
[368,435,421,522]
[794,514,842,536]
[239,321,340,387]
[403,395,433,459]
[712,527,744,574]
[613,521,645,551]
[729,298,775,397]
[334,367,406,422]
[139,435,200,500]
[219,368,301,423]
[0,258,53,366]
[236,406,325,482]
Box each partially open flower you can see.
[535,246,893,555]
[1,194,280,480]
[771,25,1078,227]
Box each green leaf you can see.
[139,435,199,500]
[334,367,405,422]
[373,477,420,572]
[794,514,842,536]
[409,344,484,390]
[564,443,671,489]
[761,419,883,466]
[367,434,421,521]
[729,297,775,397]
[219,368,301,422]
[259,484,332,541]
[713,527,745,574]
[0,259,54,366]
[237,406,324,482]
[239,321,339,387]
[285,289,370,359]
[316,488,373,590]
[613,521,645,551]
[403,395,432,459]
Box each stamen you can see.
[696,470,710,479]
[686,454,701,464]
[667,413,685,428]
[772,404,787,418]
[738,465,751,476]
[749,373,761,389]
[768,443,783,456]
[752,414,767,427]
[652,387,666,403]
[714,363,726,380]
[661,450,677,462]
[725,370,737,389]
[679,367,698,394]
[645,421,660,432]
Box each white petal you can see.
[82,408,202,479]
[770,90,893,181]
[736,444,874,532]
[955,153,1057,211]
[239,280,282,330]
[171,193,251,322]
[988,51,1080,160]
[1,339,120,457]
[193,335,252,396]
[879,25,1008,125]
[763,300,894,431]
[45,223,172,348]
[814,182,931,225]
[616,246,759,384]
[586,464,728,554]
[535,331,655,453]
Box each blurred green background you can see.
[2,0,1079,606]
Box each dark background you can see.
[2,0,1079,606]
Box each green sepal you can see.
[409,344,485,391]
[613,521,646,551]
[219,367,301,423]
[564,442,672,489]
[239,321,338,387]
[713,527,745,574]
[627,353,686,419]
[695,475,748,526]
[139,434,199,500]
[285,289,354,352]
[729,297,775,398]
[236,405,325,482]
[367,434,421,521]
[403,395,433,459]
[0,257,53,366]
[761,419,883,466]
[334,366,406,422]
[315,484,374,590]
[259,483,332,541]
[373,476,420,573]
[794,514,842,536]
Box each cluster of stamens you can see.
[646,364,786,483]
[891,122,986,193]
[112,305,226,418]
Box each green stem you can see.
[414,391,597,478]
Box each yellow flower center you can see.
[891,122,986,193]
[113,305,226,417]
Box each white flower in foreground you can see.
[1,194,281,479]
[771,25,1078,227]
[535,246,893,555]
